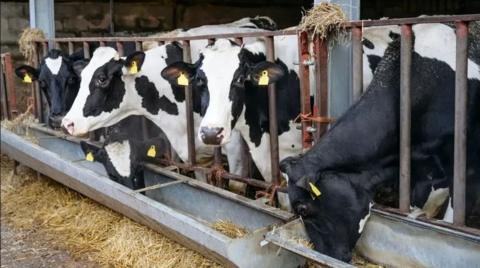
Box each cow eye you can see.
[96,75,108,87]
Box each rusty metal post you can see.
[116,42,124,57]
[313,35,329,140]
[265,36,280,186]
[68,42,74,55]
[83,42,90,59]
[352,26,363,102]
[1,54,18,119]
[399,24,412,213]
[0,56,7,120]
[182,40,196,166]
[453,21,469,226]
[32,43,44,123]
[297,31,313,150]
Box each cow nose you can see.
[200,127,224,145]
[62,119,75,135]
[296,204,309,217]
[48,115,64,129]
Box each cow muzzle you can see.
[200,127,224,145]
[48,115,64,129]
[61,118,75,135]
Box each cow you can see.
[60,20,278,188]
[278,23,480,261]
[80,133,169,190]
[15,49,88,128]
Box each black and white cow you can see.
[279,23,480,260]
[61,21,278,183]
[15,49,88,128]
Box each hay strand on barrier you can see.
[299,3,347,40]
[211,219,247,239]
[18,28,46,64]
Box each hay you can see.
[1,104,38,144]
[211,220,247,239]
[299,3,347,40]
[1,155,222,268]
[18,28,46,64]
[351,252,384,268]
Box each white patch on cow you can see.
[104,140,131,178]
[413,23,480,80]
[45,56,63,75]
[358,202,374,233]
[443,197,454,223]
[422,186,449,219]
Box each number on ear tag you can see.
[177,73,189,86]
[86,152,94,162]
[258,70,269,86]
[309,182,321,197]
[147,145,156,158]
[129,61,138,74]
[23,74,32,83]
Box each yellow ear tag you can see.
[258,70,269,86]
[177,73,189,86]
[23,74,32,83]
[309,182,321,197]
[147,145,156,158]
[129,61,138,74]
[86,152,94,162]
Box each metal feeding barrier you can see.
[1,14,480,267]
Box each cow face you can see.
[15,49,86,128]
[162,39,283,146]
[289,168,395,262]
[61,47,146,135]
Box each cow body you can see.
[280,23,480,261]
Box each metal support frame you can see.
[182,40,196,166]
[297,31,313,150]
[313,36,329,140]
[351,26,363,102]
[1,53,18,119]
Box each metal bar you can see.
[0,56,7,120]
[2,54,17,118]
[42,42,48,57]
[32,43,43,122]
[116,41,124,57]
[182,40,196,166]
[133,179,188,193]
[297,31,313,150]
[313,35,329,140]
[351,26,363,101]
[135,41,142,51]
[54,42,60,50]
[264,36,280,186]
[83,42,90,59]
[399,24,413,213]
[453,21,469,226]
[109,0,114,34]
[68,42,74,55]
[343,14,480,28]
[99,41,106,47]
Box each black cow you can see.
[15,49,87,128]
[280,24,480,261]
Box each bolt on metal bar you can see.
[399,24,412,213]
[264,36,280,186]
[83,42,90,59]
[297,31,313,150]
[116,42,124,57]
[313,35,329,140]
[182,40,196,166]
[453,21,469,226]
[352,26,363,102]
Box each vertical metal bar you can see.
[352,26,363,102]
[109,0,115,34]
[453,21,469,226]
[54,41,60,50]
[42,42,48,57]
[99,41,106,47]
[399,24,413,213]
[234,37,243,45]
[0,55,8,120]
[265,36,280,186]
[297,31,313,150]
[313,35,329,140]
[3,54,17,118]
[135,41,142,51]
[32,43,43,122]
[182,40,196,166]
[68,42,74,55]
[116,42,124,57]
[83,42,90,59]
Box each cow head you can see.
[288,168,395,262]
[61,47,146,135]
[161,39,283,146]
[15,49,87,128]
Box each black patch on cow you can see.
[135,76,178,115]
[367,54,382,73]
[249,17,277,30]
[230,49,300,147]
[83,59,126,117]
[389,31,400,40]
[362,38,374,50]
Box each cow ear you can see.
[72,60,89,77]
[161,61,196,87]
[15,65,39,83]
[247,61,284,86]
[124,51,145,75]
